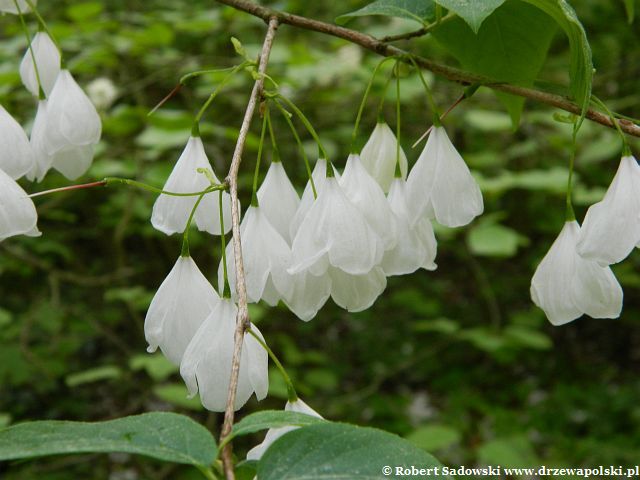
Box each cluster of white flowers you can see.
[531,154,640,325]
[145,120,483,411]
[0,3,102,242]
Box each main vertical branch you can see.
[219,16,279,480]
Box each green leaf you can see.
[0,413,217,466]
[153,383,204,411]
[623,0,635,23]
[433,1,557,127]
[129,353,178,382]
[477,435,538,468]
[65,366,122,387]
[467,223,525,257]
[336,0,436,25]
[406,424,461,451]
[434,0,506,33]
[230,410,325,443]
[521,0,593,119]
[504,325,552,350]
[258,422,444,479]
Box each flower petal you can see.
[145,256,220,365]
[577,156,640,265]
[19,32,60,97]
[0,104,34,180]
[360,122,408,192]
[530,221,583,325]
[329,266,387,312]
[0,167,40,241]
[257,161,300,244]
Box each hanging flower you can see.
[289,158,335,240]
[381,178,437,276]
[328,266,387,312]
[339,153,398,251]
[282,270,331,322]
[0,167,40,241]
[257,161,300,244]
[0,0,35,14]
[0,104,34,180]
[180,298,268,412]
[530,221,623,326]
[45,70,102,179]
[247,398,323,460]
[576,155,640,265]
[26,100,52,182]
[145,255,220,366]
[406,126,483,228]
[360,122,408,193]
[219,205,294,306]
[151,136,232,236]
[19,31,60,97]
[289,174,384,277]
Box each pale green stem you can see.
[180,66,241,85]
[193,62,248,126]
[104,177,226,197]
[350,56,397,152]
[395,60,402,176]
[407,55,441,125]
[14,0,44,98]
[219,189,231,298]
[566,124,579,222]
[23,0,61,51]
[591,96,630,154]
[273,99,317,199]
[247,328,297,402]
[274,94,328,160]
[375,70,394,122]
[181,192,207,257]
[251,109,269,207]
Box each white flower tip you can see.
[146,345,157,354]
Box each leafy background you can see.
[1,0,639,478]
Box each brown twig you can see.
[215,0,640,138]
[218,16,279,480]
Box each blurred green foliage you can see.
[1,0,639,478]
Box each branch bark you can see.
[219,16,279,480]
[215,0,640,138]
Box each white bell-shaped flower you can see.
[45,70,101,155]
[219,205,294,305]
[577,155,640,265]
[0,0,35,14]
[145,255,220,366]
[530,221,623,326]
[257,160,300,244]
[247,398,323,460]
[339,154,398,251]
[382,178,437,276]
[19,31,60,97]
[290,174,384,277]
[289,158,336,240]
[180,298,268,412]
[0,104,34,180]
[283,271,331,322]
[0,167,40,241]
[51,144,95,181]
[328,266,387,312]
[406,126,483,228]
[26,100,52,182]
[151,136,232,236]
[360,122,408,192]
